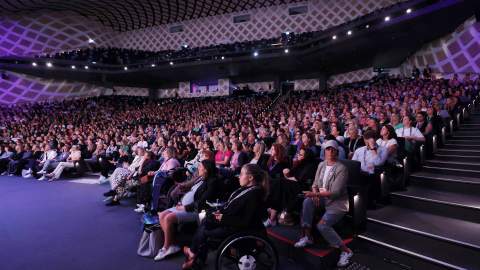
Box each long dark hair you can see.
[242,164,269,200]
[200,159,217,179]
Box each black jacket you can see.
[184,175,222,213]
[139,159,160,178]
[220,186,267,230]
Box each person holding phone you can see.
[294,140,353,267]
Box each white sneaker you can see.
[38,176,46,181]
[337,251,353,267]
[1,171,7,176]
[154,245,181,261]
[134,204,145,213]
[23,173,32,179]
[9,174,14,176]
[37,170,46,174]
[294,236,313,248]
[263,218,277,228]
[98,175,107,184]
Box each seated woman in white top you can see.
[376,125,398,164]
[44,145,82,181]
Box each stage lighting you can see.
[169,61,174,65]
[71,65,76,69]
[84,66,89,70]
[46,62,53,68]
[365,24,370,29]
[285,31,290,35]
[406,8,412,14]
[253,51,259,57]
[88,38,95,44]
[284,49,289,54]
[151,64,156,67]
[332,35,337,40]
[124,66,128,71]
[384,16,390,22]
[92,61,97,64]
[32,62,37,67]
[221,56,225,60]
[347,30,352,36]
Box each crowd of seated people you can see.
[0,73,478,268]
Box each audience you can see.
[0,74,478,268]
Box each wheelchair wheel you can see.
[215,233,278,270]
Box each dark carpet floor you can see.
[0,176,303,270]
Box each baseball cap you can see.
[323,140,339,150]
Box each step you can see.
[266,225,353,269]
[422,165,480,178]
[456,127,480,131]
[368,206,480,250]
[410,171,480,195]
[390,186,480,223]
[359,220,480,270]
[425,159,480,171]
[436,148,480,156]
[433,154,480,162]
[447,138,480,144]
[351,238,447,270]
[443,143,480,150]
[450,135,480,140]
[455,130,480,136]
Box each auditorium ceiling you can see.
[0,0,304,31]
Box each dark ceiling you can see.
[0,0,302,31]
[1,0,479,89]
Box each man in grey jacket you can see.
[294,140,353,267]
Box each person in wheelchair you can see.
[182,164,268,269]
[294,140,354,268]
[154,160,222,261]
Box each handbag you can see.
[137,223,163,257]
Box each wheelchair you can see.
[214,230,279,270]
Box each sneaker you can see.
[337,251,353,267]
[1,171,7,176]
[294,236,313,248]
[98,175,108,184]
[134,204,145,213]
[154,245,181,261]
[9,174,14,176]
[38,176,46,181]
[23,173,32,179]
[263,218,277,228]
[37,170,46,174]
[48,177,57,182]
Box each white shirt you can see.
[352,145,388,174]
[376,138,398,162]
[395,127,424,139]
[322,165,334,189]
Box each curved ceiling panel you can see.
[0,0,304,31]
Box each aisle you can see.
[0,176,302,270]
[0,176,187,270]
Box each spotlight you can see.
[124,66,128,71]
[169,61,174,65]
[71,65,76,69]
[151,64,156,67]
[284,49,289,54]
[221,56,225,60]
[84,66,89,70]
[285,31,290,35]
[92,61,97,64]
[347,30,352,36]
[32,62,37,67]
[406,8,412,14]
[365,24,370,29]
[384,16,390,22]
[332,35,337,40]
[46,62,53,68]
[182,44,189,48]
[253,51,259,57]
[88,38,95,44]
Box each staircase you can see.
[357,105,480,270]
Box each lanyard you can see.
[401,127,412,137]
[348,138,359,152]
[223,186,259,210]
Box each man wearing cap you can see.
[294,140,353,267]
